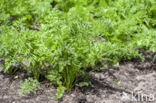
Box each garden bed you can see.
[0,52,155,103]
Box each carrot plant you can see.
[0,0,156,99]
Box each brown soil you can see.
[0,52,156,103]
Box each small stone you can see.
[94,73,101,79]
[14,75,18,79]
[71,94,76,97]
[99,73,105,80]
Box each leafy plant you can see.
[19,77,40,96]
[0,0,156,99]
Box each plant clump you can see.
[0,0,156,99]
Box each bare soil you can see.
[0,51,156,103]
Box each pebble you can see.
[94,73,105,80]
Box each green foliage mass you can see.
[19,77,40,96]
[0,0,156,99]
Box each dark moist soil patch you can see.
[0,52,156,103]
